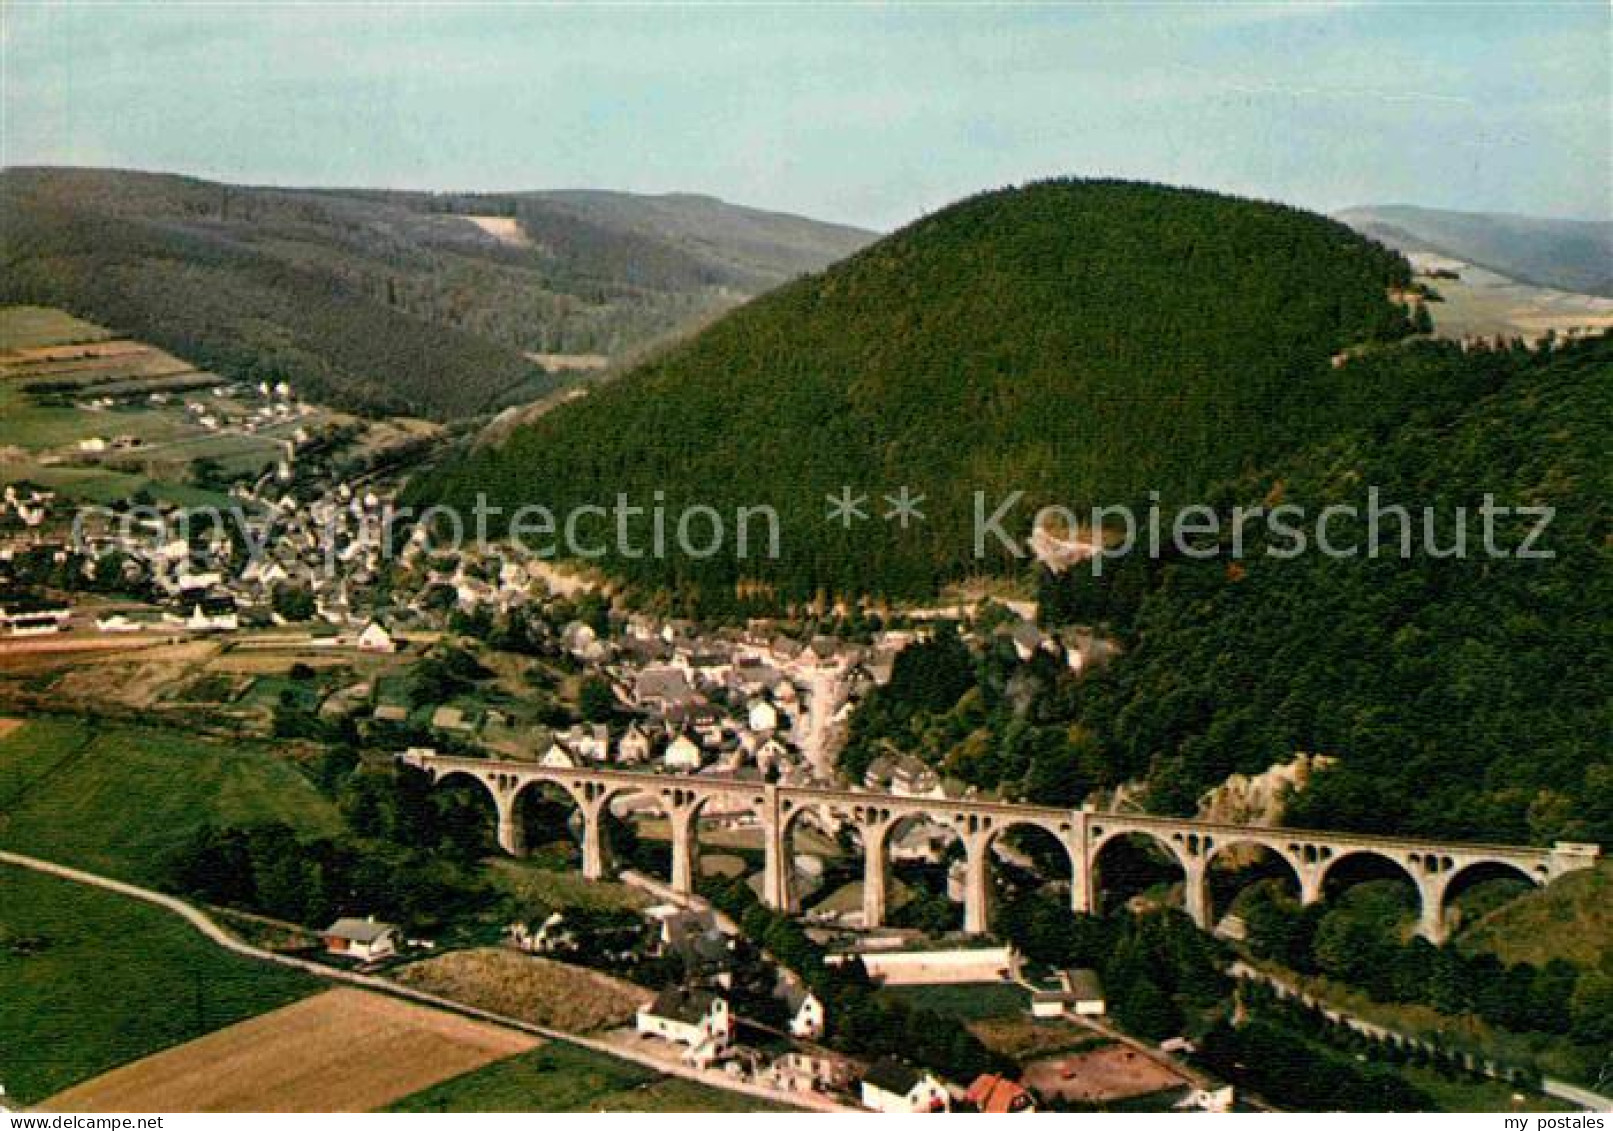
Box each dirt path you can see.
[0,851,850,1113]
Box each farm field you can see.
[0,717,341,883]
[40,988,537,1113]
[0,304,440,500]
[1409,255,1613,342]
[390,1041,796,1112]
[0,305,116,351]
[0,865,318,1104]
[391,948,652,1034]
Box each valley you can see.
[1,182,1607,1118]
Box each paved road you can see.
[0,850,853,1113]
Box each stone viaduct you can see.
[398,751,1600,944]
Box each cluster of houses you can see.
[1,470,404,638]
[0,485,54,532]
[587,617,916,782]
[412,611,923,787]
[620,912,1033,1112]
[74,379,312,453]
[513,896,1059,1112]
[996,618,1121,674]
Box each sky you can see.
[2,2,1608,230]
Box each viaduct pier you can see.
[398,751,1599,943]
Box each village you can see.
[6,316,1587,1117]
[0,437,1237,1113]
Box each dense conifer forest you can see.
[845,336,1611,846]
[414,178,1418,603]
[0,168,868,418]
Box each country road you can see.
[0,850,853,1113]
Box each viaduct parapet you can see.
[398,752,1600,943]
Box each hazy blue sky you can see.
[3,2,1607,229]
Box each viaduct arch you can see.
[402,752,1599,944]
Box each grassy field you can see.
[808,876,913,917]
[968,1015,1110,1060]
[0,459,234,508]
[0,305,114,350]
[1398,1066,1573,1113]
[389,1042,795,1112]
[0,303,437,503]
[876,980,1028,1021]
[1456,863,1612,969]
[0,865,319,1104]
[488,857,652,914]
[391,948,651,1034]
[0,717,342,883]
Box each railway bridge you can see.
[398,751,1599,943]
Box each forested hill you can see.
[416,178,1417,607]
[1050,334,1612,844]
[0,168,873,419]
[834,336,1610,846]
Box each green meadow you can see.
[0,865,318,1104]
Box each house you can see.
[663,731,704,770]
[891,822,955,865]
[617,722,653,765]
[777,978,826,1040]
[95,613,144,633]
[1056,628,1120,674]
[164,592,238,632]
[539,743,578,769]
[561,620,606,662]
[965,1073,1036,1113]
[1008,619,1047,662]
[889,754,940,797]
[322,916,399,962]
[754,735,790,774]
[636,987,733,1067]
[1030,968,1106,1017]
[556,723,610,762]
[356,620,397,653]
[769,1052,855,1094]
[1062,968,1106,1015]
[0,594,72,636]
[747,698,779,733]
[864,753,939,797]
[653,908,739,986]
[634,666,697,710]
[1030,989,1069,1019]
[1176,1086,1236,1113]
[860,1058,949,1113]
